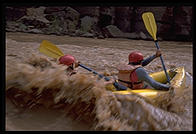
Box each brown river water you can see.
[5,32,193,131]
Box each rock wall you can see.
[5,6,192,41]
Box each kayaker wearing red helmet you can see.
[58,54,80,76]
[117,50,171,90]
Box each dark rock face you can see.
[114,7,132,33]
[74,7,100,17]
[173,7,192,41]
[44,7,67,14]
[5,6,193,41]
[102,25,124,38]
[6,7,27,21]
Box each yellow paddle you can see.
[39,40,64,59]
[142,12,170,84]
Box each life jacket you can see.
[117,64,144,89]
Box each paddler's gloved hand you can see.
[155,50,162,57]
[113,81,127,91]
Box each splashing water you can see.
[6,55,192,131]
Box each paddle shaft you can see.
[79,64,128,90]
[155,41,170,84]
[142,12,170,84]
[79,64,110,81]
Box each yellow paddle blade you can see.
[39,40,64,59]
[142,12,157,41]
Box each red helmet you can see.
[129,52,144,63]
[59,54,76,66]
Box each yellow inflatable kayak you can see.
[107,67,185,99]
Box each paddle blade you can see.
[142,12,157,41]
[39,40,64,59]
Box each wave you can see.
[6,55,192,131]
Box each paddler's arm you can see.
[141,50,161,66]
[136,68,170,91]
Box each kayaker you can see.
[58,54,80,76]
[116,50,172,90]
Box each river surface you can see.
[5,32,193,131]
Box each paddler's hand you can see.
[74,61,80,68]
[105,79,116,91]
[104,79,115,85]
[155,50,162,57]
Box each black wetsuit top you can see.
[136,54,170,90]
